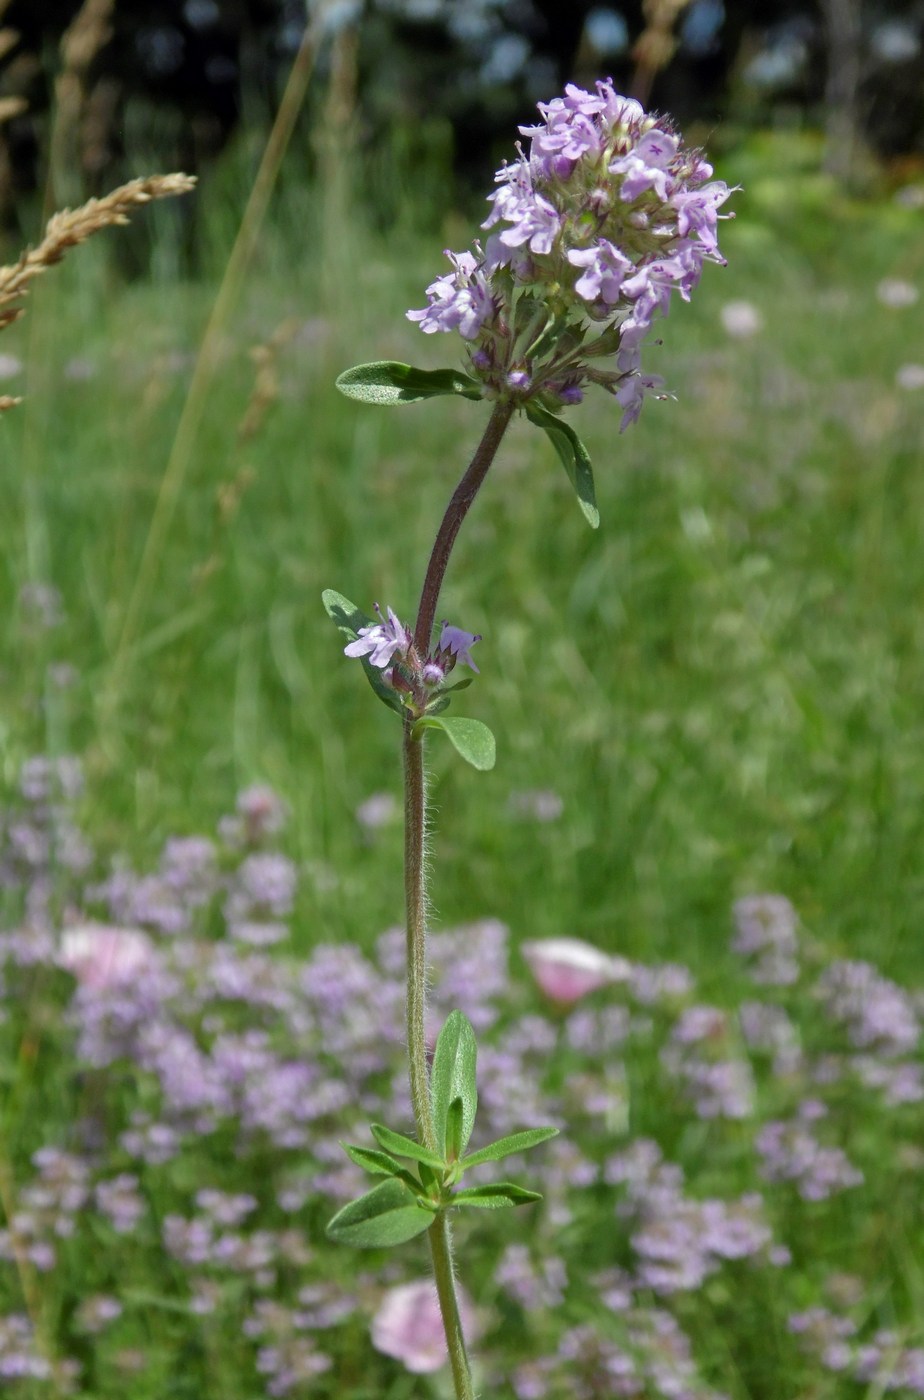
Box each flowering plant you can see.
[324,79,732,1399]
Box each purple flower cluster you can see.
[606,1139,778,1294]
[661,1005,756,1119]
[502,1308,728,1400]
[1,760,924,1398]
[409,80,733,428]
[812,959,924,1106]
[732,893,800,985]
[755,1104,864,1201]
[791,1302,924,1394]
[816,958,919,1056]
[344,607,482,714]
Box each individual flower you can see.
[343,604,412,669]
[521,937,631,1006]
[434,622,481,674]
[371,1280,478,1374]
[408,79,734,429]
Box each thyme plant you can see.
[324,80,734,1398]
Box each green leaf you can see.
[343,1144,416,1184]
[452,1182,543,1209]
[525,402,599,528]
[321,589,405,716]
[411,715,496,771]
[326,1180,435,1248]
[460,1126,559,1170]
[445,1096,464,1164]
[431,1011,478,1157]
[336,362,483,406]
[370,1123,446,1169]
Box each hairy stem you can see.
[401,400,515,1399]
[414,399,515,651]
[402,718,435,1152]
[403,722,475,1400]
[429,1213,475,1400]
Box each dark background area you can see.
[1,0,922,224]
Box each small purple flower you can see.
[435,623,482,674]
[566,240,633,307]
[406,250,495,340]
[343,605,412,669]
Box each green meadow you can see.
[0,117,923,1398]
[2,131,921,977]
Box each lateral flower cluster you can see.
[408,80,734,429]
[344,605,480,716]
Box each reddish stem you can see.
[413,399,515,652]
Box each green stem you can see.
[402,400,515,1400]
[402,717,434,1152]
[429,1214,475,1400]
[403,722,474,1400]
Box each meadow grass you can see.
[1,130,921,978]
[0,125,922,1396]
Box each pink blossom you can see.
[59,922,155,991]
[371,1280,477,1374]
[521,937,631,1006]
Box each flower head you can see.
[408,80,734,429]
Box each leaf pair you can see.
[336,361,599,529]
[327,1010,559,1248]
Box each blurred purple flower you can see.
[732,894,800,985]
[756,1118,863,1200]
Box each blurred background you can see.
[0,10,921,1394]
[0,0,921,977]
[1,0,923,228]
